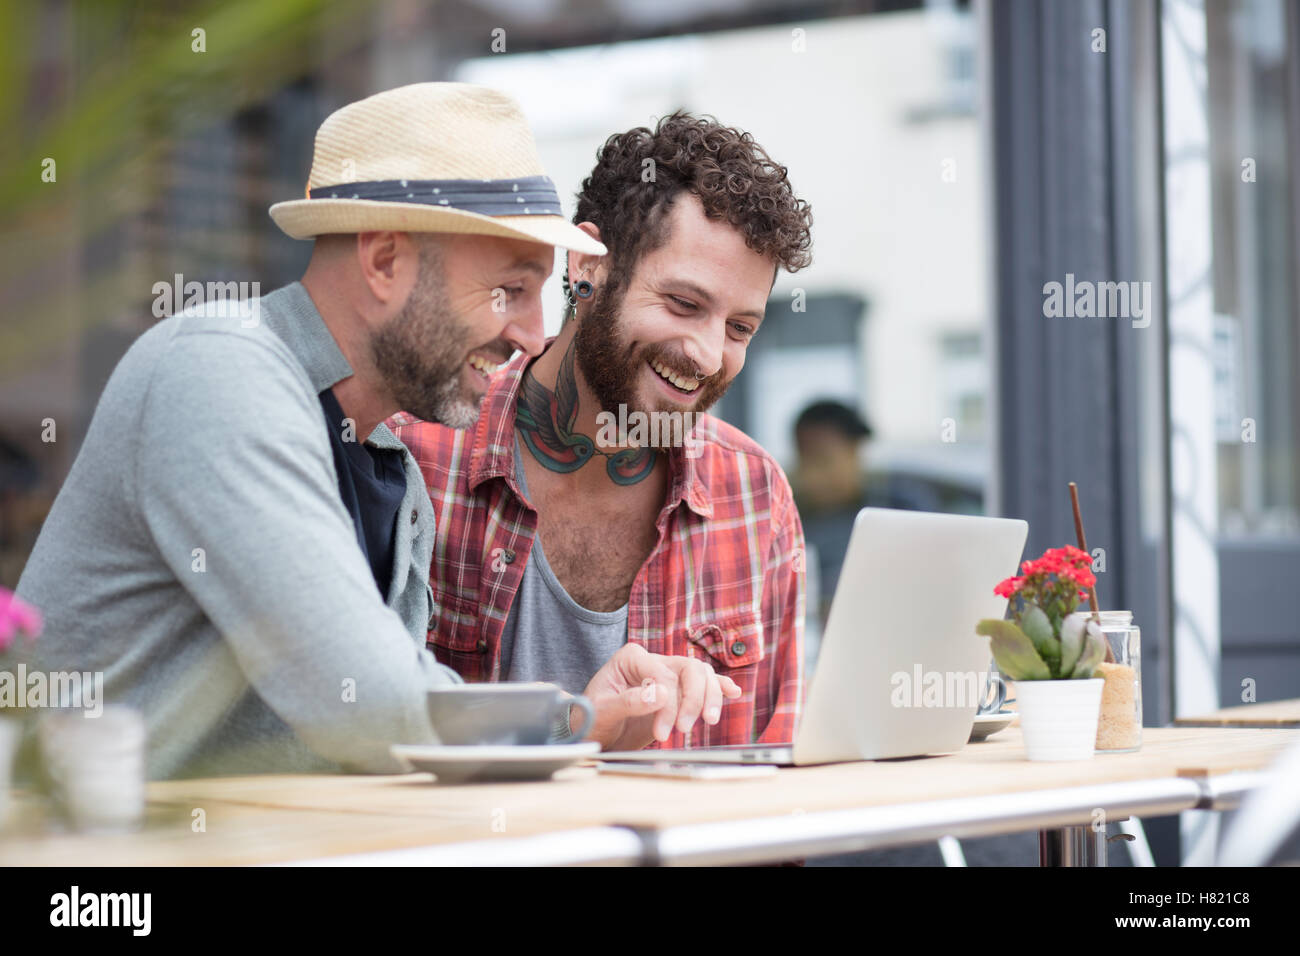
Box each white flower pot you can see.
[0,717,21,829]
[1015,678,1104,761]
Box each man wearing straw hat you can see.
[391,111,813,751]
[20,83,740,778]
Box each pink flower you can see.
[0,587,42,652]
[994,575,1026,599]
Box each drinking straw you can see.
[1068,481,1114,663]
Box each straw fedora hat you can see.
[269,82,605,256]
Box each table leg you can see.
[1038,825,1107,866]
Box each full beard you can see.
[369,247,482,429]
[573,280,731,449]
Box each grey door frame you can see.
[986,0,1176,858]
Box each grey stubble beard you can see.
[369,239,481,429]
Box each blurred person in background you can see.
[792,399,924,624]
[391,112,813,751]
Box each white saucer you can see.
[969,711,1018,742]
[390,742,601,783]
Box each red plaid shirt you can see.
[388,350,806,748]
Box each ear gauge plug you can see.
[562,267,593,305]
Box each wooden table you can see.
[2,726,1294,866]
[1173,698,1300,728]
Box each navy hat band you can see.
[308,175,562,216]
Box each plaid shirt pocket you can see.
[427,592,489,680]
[686,617,766,670]
[682,615,768,747]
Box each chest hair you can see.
[530,482,664,613]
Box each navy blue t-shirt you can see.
[319,388,406,598]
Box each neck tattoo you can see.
[515,340,658,486]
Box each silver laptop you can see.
[599,507,1028,766]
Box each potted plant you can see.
[976,546,1105,761]
[1,586,42,826]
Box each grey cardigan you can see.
[17,282,460,778]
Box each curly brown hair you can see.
[572,110,813,297]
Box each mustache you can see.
[470,339,515,365]
[643,346,714,383]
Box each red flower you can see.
[1059,564,1096,589]
[994,575,1026,599]
[1000,545,1095,604]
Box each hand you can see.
[576,643,743,751]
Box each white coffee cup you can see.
[38,705,146,832]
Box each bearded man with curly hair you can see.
[390,112,814,752]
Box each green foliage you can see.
[1068,625,1107,678]
[975,618,1052,680]
[977,605,1105,681]
[1059,612,1086,675]
[0,0,385,377]
[1018,604,1060,676]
